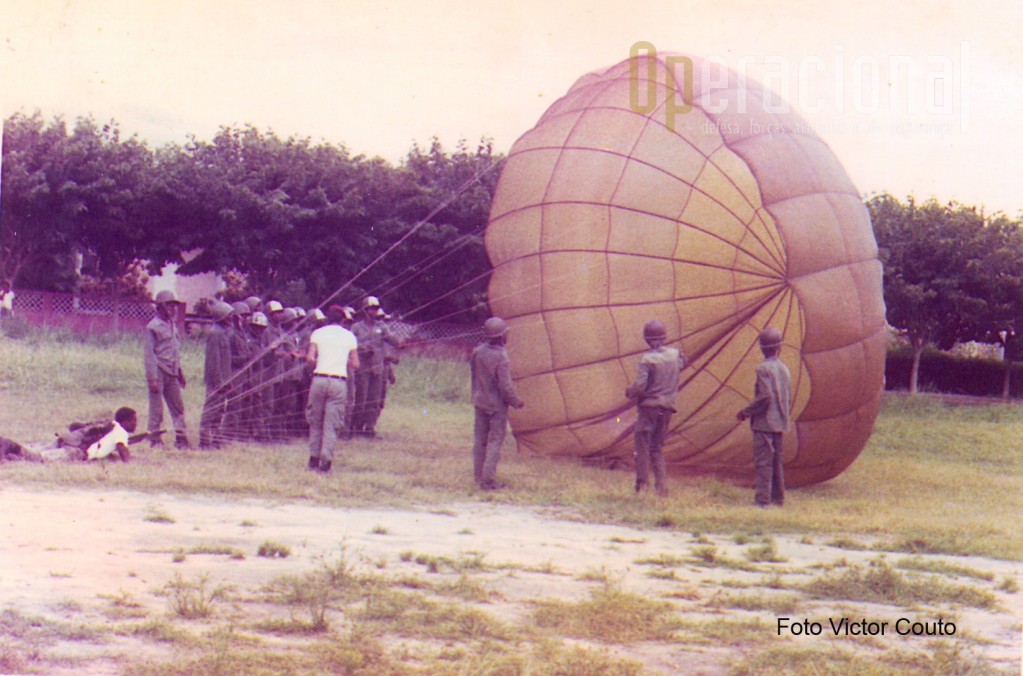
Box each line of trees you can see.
[0,112,501,322]
[4,113,1023,394]
[869,193,1023,394]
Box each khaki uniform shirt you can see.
[741,356,791,433]
[470,342,523,413]
[204,324,233,388]
[352,320,400,375]
[144,316,182,381]
[626,346,686,411]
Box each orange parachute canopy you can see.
[485,51,886,487]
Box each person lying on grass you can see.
[0,407,157,463]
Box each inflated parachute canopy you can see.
[485,50,886,487]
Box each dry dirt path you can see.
[1,486,1020,674]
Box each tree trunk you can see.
[909,339,924,394]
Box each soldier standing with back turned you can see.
[199,301,234,449]
[470,317,525,490]
[625,319,686,498]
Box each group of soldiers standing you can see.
[144,291,401,450]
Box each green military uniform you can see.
[199,320,233,448]
[626,344,685,497]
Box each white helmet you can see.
[250,312,269,327]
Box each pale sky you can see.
[3,0,1021,215]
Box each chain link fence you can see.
[8,290,165,333]
[6,291,483,358]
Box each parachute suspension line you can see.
[316,159,502,312]
[360,222,488,306]
[201,158,504,436]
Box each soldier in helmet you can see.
[144,290,190,449]
[223,301,255,441]
[275,307,307,437]
[350,297,402,438]
[625,319,686,497]
[199,302,234,449]
[247,311,273,441]
[470,316,525,490]
[244,296,263,314]
[737,327,791,508]
[262,301,288,438]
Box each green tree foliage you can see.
[1,112,152,291]
[869,193,1023,393]
[369,138,503,322]
[2,114,503,320]
[134,126,501,318]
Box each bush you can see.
[885,346,1023,398]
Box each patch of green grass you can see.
[256,540,291,558]
[433,573,494,602]
[576,566,614,582]
[706,591,800,615]
[441,639,644,676]
[358,589,510,641]
[165,573,232,619]
[804,557,998,609]
[827,537,870,551]
[532,580,679,643]
[729,645,887,675]
[188,543,246,559]
[99,590,148,620]
[143,508,176,524]
[56,598,84,613]
[409,550,489,574]
[0,609,105,644]
[688,545,761,572]
[745,538,787,563]
[253,615,329,635]
[634,552,686,568]
[119,618,196,645]
[740,638,994,676]
[666,588,701,601]
[895,556,995,581]
[647,568,678,580]
[691,545,719,564]
[996,575,1019,593]
[676,617,771,646]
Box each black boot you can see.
[318,460,332,474]
[307,456,319,471]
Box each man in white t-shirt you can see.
[305,305,360,473]
[86,407,139,461]
[1,407,142,463]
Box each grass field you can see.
[1,325,1021,561]
[0,325,1020,674]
